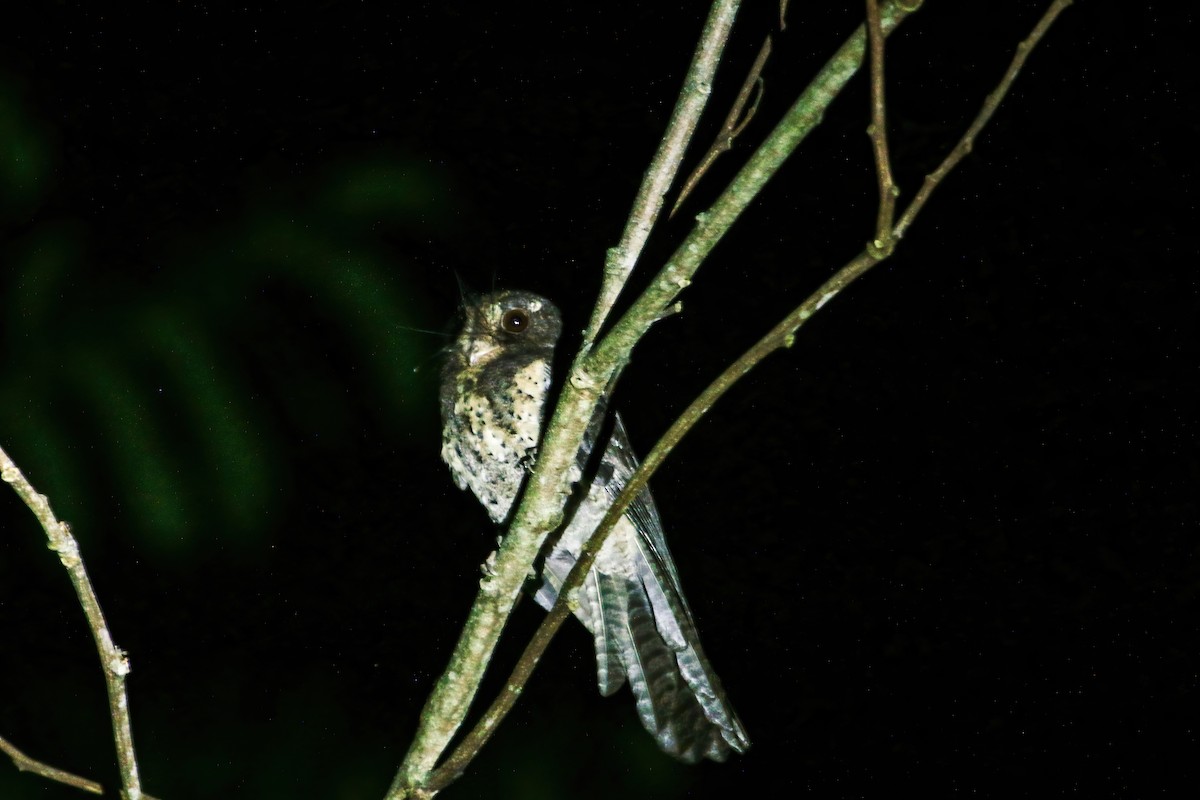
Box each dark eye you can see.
[500,308,530,334]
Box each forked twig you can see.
[670,35,773,219]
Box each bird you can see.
[439,288,749,762]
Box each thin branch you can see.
[894,0,1075,241]
[423,0,1074,786]
[582,0,743,347]
[670,35,772,219]
[422,595,575,792]
[866,0,899,249]
[0,445,145,800]
[1,735,104,795]
[587,0,921,379]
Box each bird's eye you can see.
[500,308,530,334]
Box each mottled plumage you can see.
[440,289,749,762]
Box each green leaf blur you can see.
[0,78,450,554]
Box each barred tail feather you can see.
[597,570,749,763]
[635,549,750,757]
[591,570,628,696]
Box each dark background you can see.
[1,1,1195,798]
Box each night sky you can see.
[1,2,1196,799]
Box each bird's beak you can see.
[467,341,500,367]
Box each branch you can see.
[422,0,1074,786]
[582,0,742,347]
[0,445,145,800]
[866,0,899,248]
[1,734,104,795]
[893,0,1075,240]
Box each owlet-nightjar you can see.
[439,289,749,763]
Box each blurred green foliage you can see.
[0,77,450,555]
[0,75,55,220]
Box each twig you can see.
[422,0,1074,786]
[1,734,104,795]
[0,445,145,800]
[865,0,899,250]
[894,0,1075,240]
[582,0,743,347]
[670,35,772,219]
